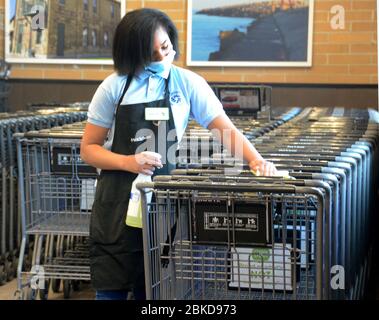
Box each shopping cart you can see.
[0,107,88,289]
[14,122,95,299]
[138,179,328,300]
[170,106,379,300]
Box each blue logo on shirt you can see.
[170,92,182,104]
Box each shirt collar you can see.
[135,67,171,80]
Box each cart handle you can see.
[137,180,297,193]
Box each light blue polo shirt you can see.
[87,64,225,147]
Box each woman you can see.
[80,8,277,300]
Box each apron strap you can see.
[117,75,134,108]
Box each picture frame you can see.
[187,0,314,67]
[5,0,126,65]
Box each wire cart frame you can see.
[138,180,328,300]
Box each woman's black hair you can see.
[113,8,179,75]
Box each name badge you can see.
[145,108,170,121]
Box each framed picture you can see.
[5,0,125,65]
[187,0,314,67]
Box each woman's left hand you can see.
[249,158,278,177]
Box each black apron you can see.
[89,74,177,291]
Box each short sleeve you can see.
[189,75,225,128]
[87,84,116,128]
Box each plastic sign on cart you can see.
[229,244,293,291]
[80,179,96,211]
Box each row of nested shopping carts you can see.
[13,104,379,300]
[12,104,300,300]
[0,104,88,298]
[137,106,379,300]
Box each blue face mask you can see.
[145,50,176,77]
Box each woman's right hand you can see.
[125,151,163,175]
[249,158,277,177]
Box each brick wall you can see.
[0,0,377,84]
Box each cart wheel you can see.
[72,280,80,292]
[51,279,61,293]
[39,280,50,300]
[63,280,72,299]
[0,265,6,286]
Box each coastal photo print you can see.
[5,0,125,65]
[187,0,314,67]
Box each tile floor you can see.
[0,279,95,300]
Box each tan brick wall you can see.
[0,0,377,84]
